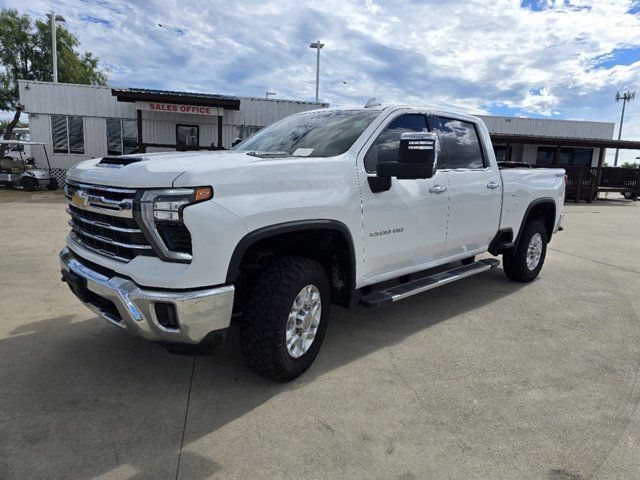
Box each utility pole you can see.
[47,12,66,83]
[309,41,324,103]
[614,90,635,166]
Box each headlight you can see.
[136,187,213,262]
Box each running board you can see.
[359,258,500,308]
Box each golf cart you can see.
[0,140,58,191]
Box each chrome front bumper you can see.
[60,247,234,345]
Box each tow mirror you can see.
[377,132,439,180]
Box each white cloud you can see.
[5,0,640,162]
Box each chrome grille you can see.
[65,181,154,262]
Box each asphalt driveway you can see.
[1,189,639,480]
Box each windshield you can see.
[235,109,380,157]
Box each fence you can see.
[556,166,640,203]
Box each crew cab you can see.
[60,104,565,380]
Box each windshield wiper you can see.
[246,151,291,158]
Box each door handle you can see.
[429,185,448,194]
[487,182,501,190]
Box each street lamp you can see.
[46,12,66,83]
[614,90,635,166]
[309,41,324,103]
[265,91,276,99]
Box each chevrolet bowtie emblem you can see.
[71,192,87,208]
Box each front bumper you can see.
[60,247,234,345]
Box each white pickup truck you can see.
[60,105,565,380]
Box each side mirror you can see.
[377,132,439,179]
[232,137,242,147]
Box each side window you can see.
[51,115,85,154]
[106,119,123,155]
[429,117,485,169]
[51,115,68,154]
[364,114,428,173]
[107,119,138,156]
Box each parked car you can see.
[59,105,565,380]
[0,140,58,191]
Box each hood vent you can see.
[98,156,146,168]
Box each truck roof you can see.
[305,103,482,124]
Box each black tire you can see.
[240,256,330,381]
[461,256,475,266]
[21,177,37,192]
[47,178,59,191]
[503,219,547,282]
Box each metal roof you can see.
[111,88,241,110]
[490,133,640,150]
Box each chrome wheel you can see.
[286,285,321,358]
[526,233,543,270]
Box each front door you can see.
[357,112,450,282]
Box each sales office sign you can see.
[136,101,222,116]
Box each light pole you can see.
[265,91,276,99]
[614,90,635,166]
[47,12,66,83]
[309,41,324,103]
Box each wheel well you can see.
[228,224,355,312]
[521,200,556,242]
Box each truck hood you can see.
[66,150,263,188]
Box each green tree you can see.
[0,118,28,136]
[0,8,107,154]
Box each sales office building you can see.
[19,80,614,185]
[18,80,328,184]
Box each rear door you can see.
[429,116,501,258]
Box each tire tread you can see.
[240,256,329,381]
[503,219,547,282]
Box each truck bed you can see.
[499,167,565,235]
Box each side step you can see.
[359,258,500,308]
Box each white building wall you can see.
[19,80,327,174]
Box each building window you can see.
[236,125,261,141]
[493,145,508,163]
[51,115,84,154]
[571,148,593,166]
[536,147,555,165]
[535,147,593,166]
[106,119,137,156]
[176,124,199,148]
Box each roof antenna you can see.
[364,97,381,108]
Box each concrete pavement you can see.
[1,189,639,479]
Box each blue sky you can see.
[4,0,640,163]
